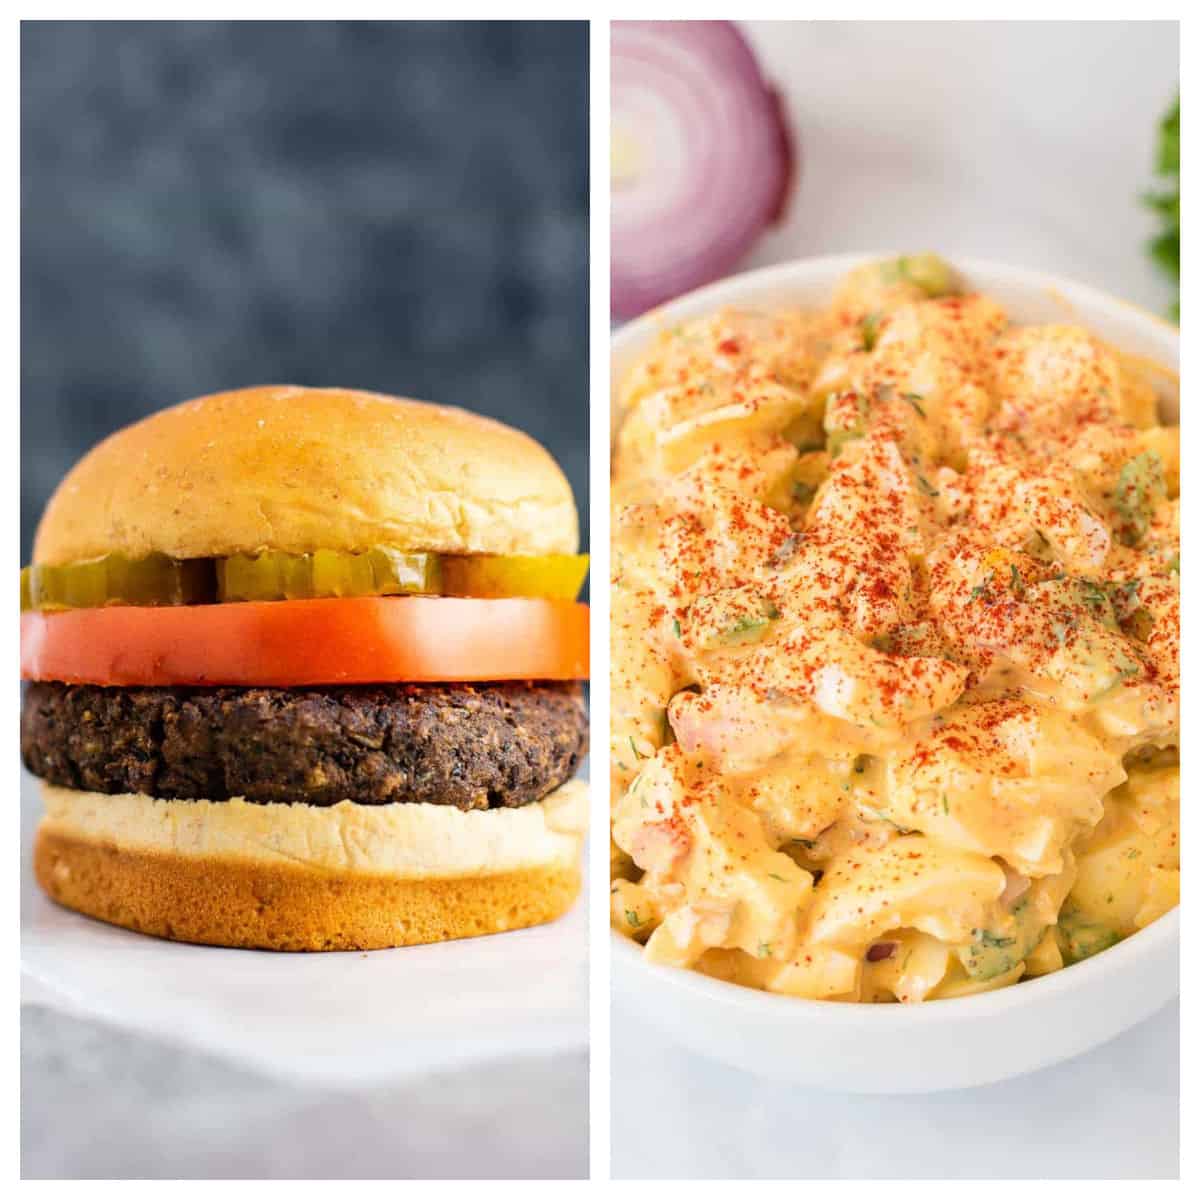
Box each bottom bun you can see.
[33,781,586,951]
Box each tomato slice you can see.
[20,597,589,686]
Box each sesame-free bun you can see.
[33,386,579,565]
[34,780,587,951]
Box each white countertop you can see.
[611,19,1179,1180]
[742,20,1178,314]
[613,998,1178,1179]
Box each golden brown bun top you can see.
[33,386,579,564]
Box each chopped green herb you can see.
[942,794,950,816]
[970,570,995,601]
[1080,578,1111,612]
[860,310,883,351]
[1144,95,1179,319]
[900,392,927,419]
[672,617,682,638]
[758,941,774,959]
[1057,907,1121,963]
[915,474,940,498]
[767,873,788,883]
[629,737,643,760]
[625,910,642,928]
[1167,553,1180,574]
[976,929,1017,950]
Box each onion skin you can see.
[611,21,795,320]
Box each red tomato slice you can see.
[21,597,589,686]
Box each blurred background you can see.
[21,20,588,564]
[21,20,588,1181]
[612,20,1178,323]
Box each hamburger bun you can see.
[34,780,587,951]
[33,385,579,565]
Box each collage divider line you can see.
[587,14,612,1185]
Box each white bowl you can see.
[610,254,1180,1093]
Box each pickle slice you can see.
[216,547,440,602]
[21,554,216,611]
[21,548,590,609]
[441,553,590,600]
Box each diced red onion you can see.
[611,21,795,320]
[1000,869,1032,909]
[866,941,897,963]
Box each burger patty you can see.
[21,681,587,810]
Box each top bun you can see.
[33,386,579,564]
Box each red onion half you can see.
[611,21,794,320]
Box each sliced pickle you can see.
[216,547,440,602]
[20,554,216,611]
[21,547,590,609]
[441,553,590,600]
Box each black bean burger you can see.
[21,386,589,950]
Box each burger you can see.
[20,386,589,951]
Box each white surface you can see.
[741,21,1178,317]
[21,770,587,1088]
[612,997,1179,1179]
[23,1006,587,1179]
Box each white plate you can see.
[610,255,1180,1093]
[21,770,587,1087]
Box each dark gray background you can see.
[21,20,589,564]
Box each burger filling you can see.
[21,681,587,811]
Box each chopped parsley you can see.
[625,910,642,928]
[900,392,927,419]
